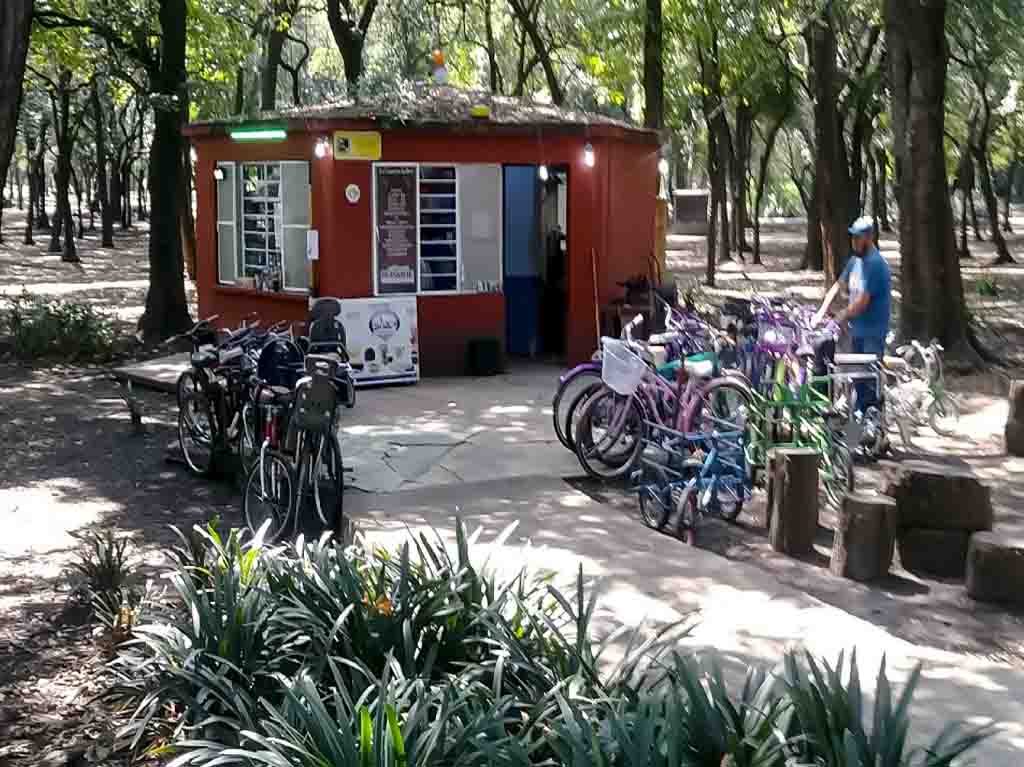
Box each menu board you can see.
[375,166,418,294]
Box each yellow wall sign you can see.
[333,131,382,161]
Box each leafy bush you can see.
[3,291,117,361]
[108,523,990,767]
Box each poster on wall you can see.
[375,166,418,294]
[340,296,419,386]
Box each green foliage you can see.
[782,651,992,767]
[104,522,990,767]
[2,291,116,361]
[68,528,137,603]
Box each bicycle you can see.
[243,354,353,543]
[573,321,752,481]
[633,416,751,544]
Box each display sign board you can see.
[375,166,418,294]
[333,131,382,161]
[339,297,419,386]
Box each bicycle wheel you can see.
[243,451,295,543]
[674,486,698,545]
[552,368,602,451]
[636,465,672,531]
[821,436,855,511]
[928,394,961,437]
[574,388,645,480]
[563,381,609,455]
[178,393,216,477]
[309,432,345,534]
[683,378,754,433]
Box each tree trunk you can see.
[48,75,79,262]
[643,0,663,131]
[71,165,84,239]
[234,66,245,114]
[1002,178,1013,233]
[181,146,197,280]
[92,83,115,248]
[109,156,122,227]
[889,0,977,363]
[122,163,132,228]
[868,150,880,242]
[802,173,823,270]
[706,142,719,288]
[484,0,502,93]
[138,0,192,343]
[34,125,49,230]
[753,118,785,265]
[959,188,970,257]
[15,152,23,209]
[969,189,982,240]
[731,104,753,254]
[0,0,34,241]
[877,147,892,231]
[326,0,379,93]
[972,96,1013,264]
[262,22,286,111]
[23,131,35,245]
[137,170,147,221]
[807,15,850,285]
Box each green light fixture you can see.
[229,125,287,142]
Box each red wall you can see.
[191,125,658,373]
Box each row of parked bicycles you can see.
[172,299,355,543]
[552,293,960,544]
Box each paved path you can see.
[348,477,1024,765]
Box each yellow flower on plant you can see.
[363,593,393,616]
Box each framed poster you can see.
[375,166,418,294]
[339,296,419,386]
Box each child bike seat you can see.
[684,357,716,379]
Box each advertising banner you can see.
[375,166,418,294]
[339,296,419,386]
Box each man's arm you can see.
[835,291,870,325]
[813,280,843,325]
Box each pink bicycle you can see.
[573,320,753,481]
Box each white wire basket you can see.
[601,338,647,395]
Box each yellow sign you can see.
[333,131,382,161]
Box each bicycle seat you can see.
[684,357,715,379]
[834,353,879,366]
[257,385,293,405]
[190,350,218,368]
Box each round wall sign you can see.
[345,183,361,204]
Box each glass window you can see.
[418,165,458,292]
[215,161,310,292]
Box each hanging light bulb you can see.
[314,136,330,159]
[583,142,595,168]
[658,158,669,176]
[538,164,550,181]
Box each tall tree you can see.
[91,79,114,247]
[886,0,977,362]
[0,0,35,243]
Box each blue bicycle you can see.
[633,417,751,544]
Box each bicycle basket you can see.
[601,338,647,395]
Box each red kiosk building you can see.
[185,86,659,376]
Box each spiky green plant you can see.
[782,650,991,767]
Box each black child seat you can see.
[306,297,348,358]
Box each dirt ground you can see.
[2,206,1024,762]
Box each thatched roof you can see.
[188,84,653,136]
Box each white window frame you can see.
[239,161,283,279]
[373,162,468,297]
[215,160,310,294]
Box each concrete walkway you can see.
[347,477,1024,766]
[115,356,582,492]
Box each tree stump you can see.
[881,460,993,532]
[966,532,1024,606]
[1005,380,1024,457]
[766,448,819,556]
[830,493,898,581]
[898,528,971,578]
